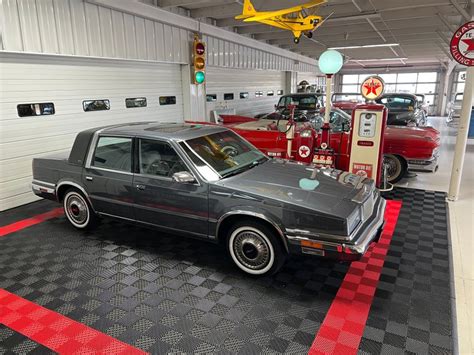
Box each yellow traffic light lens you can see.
[195,57,205,70]
[195,71,205,84]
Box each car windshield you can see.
[332,93,364,103]
[377,96,416,111]
[182,130,267,179]
[277,95,322,110]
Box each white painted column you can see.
[448,66,474,201]
[285,71,297,94]
[440,61,457,117]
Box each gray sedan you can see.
[32,123,385,276]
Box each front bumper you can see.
[286,197,386,261]
[407,153,439,172]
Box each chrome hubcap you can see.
[233,231,270,270]
[66,195,88,224]
[384,156,400,181]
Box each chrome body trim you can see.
[287,198,386,256]
[55,181,96,212]
[407,153,439,172]
[32,179,56,188]
[216,210,289,252]
[31,182,55,195]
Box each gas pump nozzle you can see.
[285,103,297,159]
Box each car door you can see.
[83,135,135,219]
[133,138,209,238]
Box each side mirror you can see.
[172,171,196,184]
[274,104,278,109]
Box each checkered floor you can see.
[0,187,453,354]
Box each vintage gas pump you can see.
[348,76,388,187]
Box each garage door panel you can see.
[0,55,183,210]
[206,67,285,118]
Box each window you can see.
[139,139,188,177]
[277,90,283,95]
[93,136,132,172]
[240,92,249,99]
[397,73,418,83]
[224,93,234,100]
[267,91,274,96]
[206,94,217,102]
[255,91,264,97]
[159,96,176,105]
[342,74,359,84]
[83,99,110,112]
[396,83,416,93]
[341,85,359,93]
[378,74,397,83]
[416,83,436,94]
[17,103,55,117]
[418,72,437,82]
[125,97,147,108]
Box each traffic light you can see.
[193,36,205,85]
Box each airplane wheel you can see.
[305,32,313,38]
[293,37,300,44]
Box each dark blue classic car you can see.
[32,123,385,275]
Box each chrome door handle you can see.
[136,184,146,191]
[85,176,93,181]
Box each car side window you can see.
[329,111,346,132]
[139,139,189,178]
[93,137,132,172]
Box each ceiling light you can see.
[329,43,400,50]
[349,57,408,62]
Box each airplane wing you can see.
[243,0,327,22]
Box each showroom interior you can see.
[0,0,473,354]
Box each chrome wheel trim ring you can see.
[229,226,275,275]
[384,155,402,182]
[64,192,90,228]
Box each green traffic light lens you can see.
[195,71,205,84]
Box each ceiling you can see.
[141,0,472,69]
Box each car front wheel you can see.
[63,188,98,229]
[384,154,407,184]
[227,220,285,276]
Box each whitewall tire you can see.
[227,221,285,276]
[63,189,97,229]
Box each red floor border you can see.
[0,289,146,354]
[309,200,402,355]
[0,208,63,237]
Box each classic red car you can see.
[207,107,440,184]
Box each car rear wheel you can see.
[227,220,285,276]
[63,188,98,229]
[384,154,407,184]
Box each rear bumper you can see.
[286,197,386,261]
[31,180,57,201]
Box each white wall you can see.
[0,52,183,210]
[205,67,285,118]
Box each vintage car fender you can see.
[56,178,96,211]
[216,207,289,252]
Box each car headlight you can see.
[300,129,313,137]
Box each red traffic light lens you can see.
[196,42,205,55]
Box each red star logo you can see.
[299,146,309,157]
[462,37,474,54]
[363,80,381,96]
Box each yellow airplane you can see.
[236,0,328,44]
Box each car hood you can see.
[214,159,369,216]
[385,125,440,142]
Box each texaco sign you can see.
[450,21,474,66]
